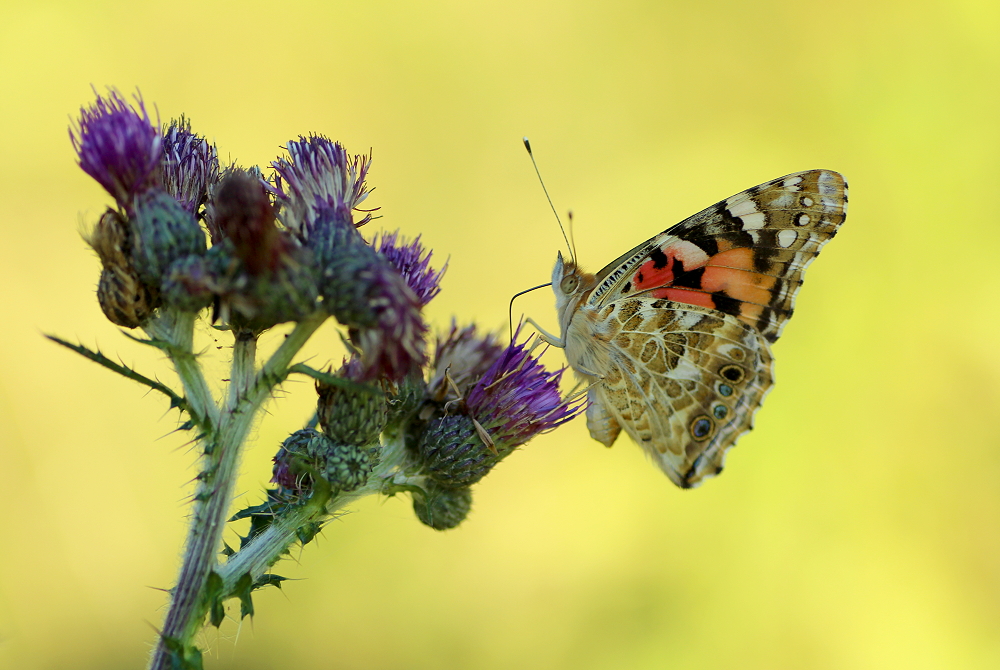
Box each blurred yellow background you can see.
[3,0,1000,668]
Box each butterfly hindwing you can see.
[582,299,773,487]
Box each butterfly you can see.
[528,170,848,488]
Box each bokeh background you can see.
[3,1,1000,668]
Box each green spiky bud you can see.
[416,414,510,488]
[272,428,373,494]
[317,360,387,446]
[160,254,216,313]
[229,249,319,331]
[131,188,206,286]
[384,373,427,434]
[321,442,373,492]
[413,482,472,530]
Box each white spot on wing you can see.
[738,212,767,230]
[817,171,840,196]
[676,311,702,331]
[802,196,814,207]
[727,199,758,217]
[783,175,803,190]
[796,213,811,226]
[777,229,797,248]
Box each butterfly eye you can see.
[560,275,580,294]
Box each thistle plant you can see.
[55,89,583,670]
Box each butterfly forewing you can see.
[589,170,847,343]
[554,169,846,487]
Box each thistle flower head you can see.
[375,231,446,306]
[415,327,584,488]
[161,117,219,214]
[308,206,427,382]
[70,88,161,207]
[465,328,583,446]
[208,170,287,276]
[427,322,504,400]
[271,135,373,236]
[350,263,427,382]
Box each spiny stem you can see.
[144,308,219,427]
[217,434,419,590]
[148,311,329,670]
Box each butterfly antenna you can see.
[567,210,579,268]
[508,282,552,340]
[523,137,574,264]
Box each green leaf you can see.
[253,574,288,590]
[205,571,225,628]
[287,363,380,395]
[45,335,190,413]
[161,635,204,670]
[220,541,235,558]
[296,520,323,546]
[234,572,255,619]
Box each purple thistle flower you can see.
[351,261,428,382]
[161,118,220,214]
[415,326,584,488]
[375,231,446,306]
[465,326,584,447]
[428,321,504,398]
[270,135,374,236]
[70,89,161,207]
[307,205,427,382]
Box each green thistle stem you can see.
[144,308,219,428]
[148,311,328,670]
[217,434,421,591]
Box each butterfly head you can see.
[552,251,596,336]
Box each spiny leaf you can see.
[161,635,204,670]
[221,541,235,558]
[229,499,281,522]
[287,363,380,394]
[296,520,323,546]
[205,571,225,628]
[253,574,288,590]
[120,330,183,353]
[46,335,190,413]
[234,572,255,619]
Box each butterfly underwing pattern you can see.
[530,170,848,488]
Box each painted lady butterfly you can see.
[529,170,848,487]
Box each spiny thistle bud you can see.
[375,231,446,306]
[271,135,373,235]
[385,373,428,434]
[416,329,585,488]
[417,414,495,488]
[321,442,374,493]
[86,208,158,328]
[309,205,426,381]
[317,359,387,446]
[206,172,320,329]
[412,482,472,531]
[209,171,285,276]
[272,429,373,494]
[161,117,219,214]
[70,89,161,208]
[97,264,157,328]
[160,254,216,313]
[131,189,207,287]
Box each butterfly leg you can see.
[525,317,566,348]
